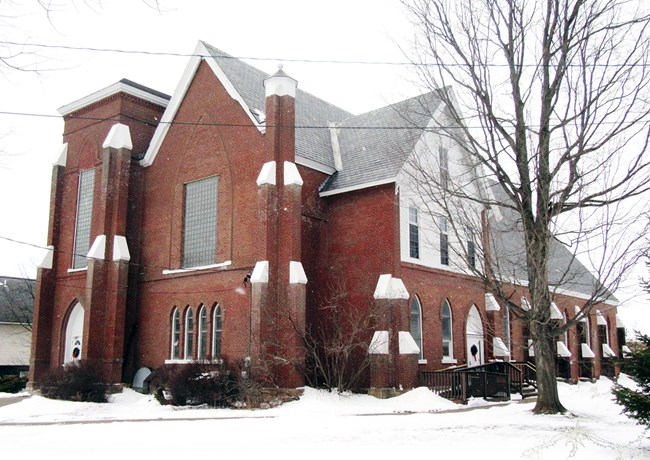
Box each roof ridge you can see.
[201,41,353,118]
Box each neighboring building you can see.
[0,276,34,377]
[29,41,622,390]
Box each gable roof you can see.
[320,92,442,195]
[487,184,617,304]
[142,41,352,171]
[0,277,34,324]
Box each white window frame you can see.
[408,207,420,259]
[212,304,222,358]
[442,299,454,362]
[170,308,181,360]
[197,305,208,360]
[410,296,424,362]
[184,307,194,360]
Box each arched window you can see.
[197,305,208,359]
[561,312,569,345]
[170,308,180,360]
[442,299,453,359]
[184,307,194,360]
[212,304,222,358]
[64,302,85,364]
[410,297,423,360]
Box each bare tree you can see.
[0,276,34,332]
[401,0,650,413]
[275,278,378,393]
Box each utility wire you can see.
[1,40,649,68]
[1,110,648,130]
[0,234,251,281]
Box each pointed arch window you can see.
[212,304,222,358]
[64,302,85,364]
[198,305,208,360]
[442,299,453,359]
[184,308,194,359]
[170,308,181,360]
[410,297,423,360]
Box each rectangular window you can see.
[439,147,449,190]
[440,216,449,266]
[466,228,476,269]
[409,207,419,259]
[73,169,95,269]
[183,176,218,268]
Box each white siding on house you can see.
[0,323,31,366]
[398,120,484,275]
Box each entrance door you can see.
[64,302,85,364]
[466,305,484,367]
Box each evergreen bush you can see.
[0,375,28,393]
[613,333,650,426]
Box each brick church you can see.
[28,41,624,392]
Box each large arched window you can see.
[197,305,208,360]
[170,307,180,360]
[410,297,423,360]
[184,307,194,360]
[442,299,453,359]
[212,304,222,358]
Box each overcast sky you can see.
[0,0,647,333]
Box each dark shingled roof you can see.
[320,92,441,193]
[0,277,34,324]
[202,43,352,170]
[488,184,617,303]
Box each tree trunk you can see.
[532,321,566,414]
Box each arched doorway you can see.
[64,302,85,364]
[466,305,484,367]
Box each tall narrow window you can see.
[577,316,590,346]
[410,297,423,360]
[503,305,511,352]
[197,305,208,359]
[440,216,449,266]
[212,305,222,358]
[183,176,218,268]
[73,169,95,269]
[442,299,453,358]
[184,308,194,359]
[170,308,180,360]
[439,147,449,190]
[466,228,476,269]
[409,207,419,259]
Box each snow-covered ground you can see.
[0,376,647,459]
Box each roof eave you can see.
[140,41,265,168]
[58,81,169,116]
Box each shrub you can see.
[0,375,28,393]
[39,361,108,403]
[149,360,240,407]
[613,333,650,427]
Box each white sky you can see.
[0,0,647,334]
